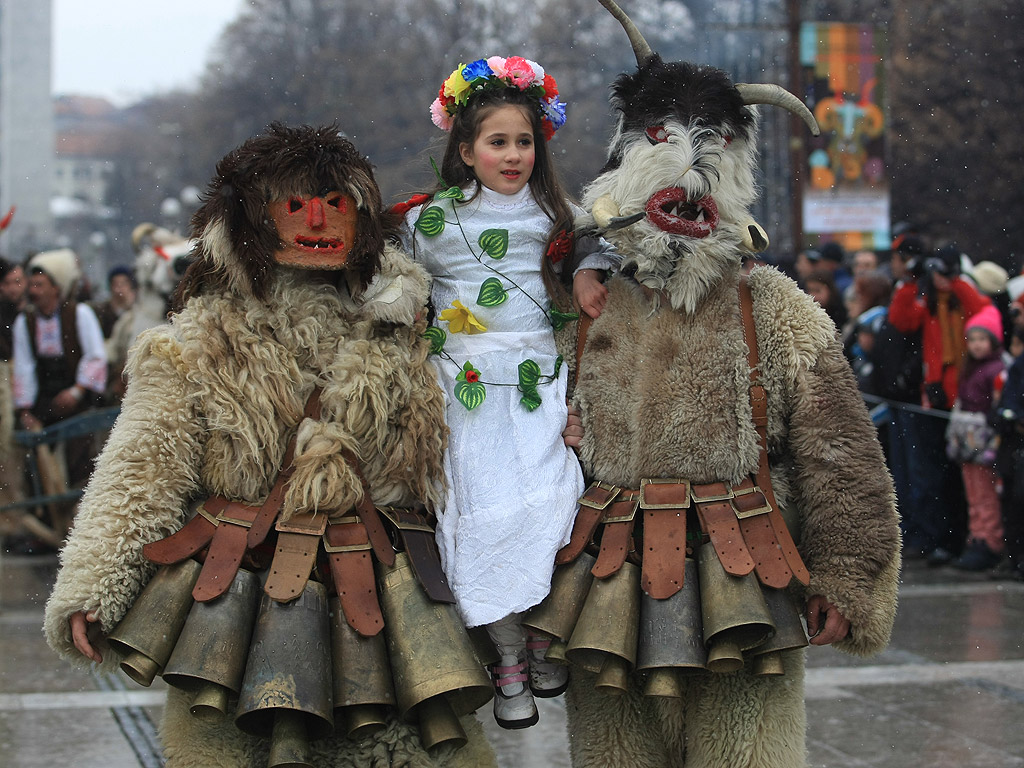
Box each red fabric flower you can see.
[542,73,558,99]
[546,230,574,264]
[465,369,479,383]
[389,193,431,217]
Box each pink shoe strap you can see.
[526,634,551,652]
[490,660,529,687]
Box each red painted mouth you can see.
[293,236,347,252]
[645,187,719,238]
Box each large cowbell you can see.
[377,552,492,751]
[522,551,597,644]
[161,567,261,719]
[235,581,334,768]
[636,556,706,697]
[565,559,641,695]
[107,559,202,686]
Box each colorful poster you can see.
[800,23,890,251]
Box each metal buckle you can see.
[731,486,772,519]
[216,510,256,528]
[603,494,640,523]
[322,534,372,554]
[276,513,328,536]
[377,506,433,533]
[639,478,691,509]
[196,503,219,526]
[690,484,734,505]
[577,481,622,510]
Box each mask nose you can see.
[306,196,325,229]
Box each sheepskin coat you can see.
[43,246,497,768]
[564,264,901,768]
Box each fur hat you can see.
[28,248,81,301]
[966,305,1003,344]
[970,261,1009,295]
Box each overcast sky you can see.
[52,1,245,106]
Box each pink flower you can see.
[503,56,535,88]
[430,98,453,131]
[486,56,506,76]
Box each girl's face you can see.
[459,105,535,196]
[966,328,994,359]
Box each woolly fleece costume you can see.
[44,125,496,768]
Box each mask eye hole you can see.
[287,197,305,214]
[723,135,733,147]
[645,125,669,145]
[326,195,346,211]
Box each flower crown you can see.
[430,56,567,141]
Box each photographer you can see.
[887,242,991,563]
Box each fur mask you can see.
[178,123,386,304]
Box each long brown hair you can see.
[436,88,574,309]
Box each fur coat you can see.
[43,245,497,768]
[563,264,901,768]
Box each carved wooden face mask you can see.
[268,192,358,270]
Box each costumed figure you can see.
[44,124,498,768]
[523,3,901,767]
[398,54,618,730]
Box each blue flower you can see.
[543,98,567,129]
[462,59,492,84]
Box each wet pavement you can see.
[1,552,1022,767]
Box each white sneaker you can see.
[526,633,570,698]
[489,652,539,729]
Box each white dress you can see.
[402,184,586,627]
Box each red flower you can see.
[389,193,431,217]
[542,73,558,99]
[465,369,479,383]
[546,230,574,264]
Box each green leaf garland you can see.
[422,326,446,355]
[478,229,509,259]
[476,277,508,307]
[415,206,446,237]
[455,361,486,411]
[549,308,579,332]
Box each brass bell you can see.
[697,541,775,673]
[235,580,334,768]
[107,559,202,686]
[748,585,809,676]
[162,567,261,720]
[565,560,640,680]
[329,595,396,740]
[376,552,492,751]
[637,557,706,696]
[521,551,597,642]
[468,624,500,668]
[544,637,569,665]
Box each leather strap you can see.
[691,481,755,577]
[380,507,454,603]
[247,387,323,549]
[556,482,620,565]
[638,479,689,599]
[192,501,260,602]
[570,312,594,400]
[591,490,638,579]
[341,448,396,568]
[732,477,792,588]
[264,512,328,602]
[324,517,384,637]
[142,496,226,565]
[739,278,810,586]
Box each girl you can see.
[398,56,616,729]
[946,305,1007,571]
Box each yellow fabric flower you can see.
[440,300,487,334]
[444,64,472,105]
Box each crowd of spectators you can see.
[782,230,1024,581]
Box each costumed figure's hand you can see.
[805,594,851,646]
[574,269,608,319]
[563,405,584,449]
[70,610,104,663]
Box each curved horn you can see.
[736,83,820,136]
[131,222,158,252]
[598,0,654,66]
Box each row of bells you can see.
[106,553,496,768]
[522,540,810,697]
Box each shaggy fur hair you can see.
[178,123,386,303]
[44,125,495,767]
[565,18,899,766]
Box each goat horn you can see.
[736,83,820,136]
[598,0,654,66]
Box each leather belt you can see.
[591,490,638,579]
[142,496,225,565]
[691,480,756,577]
[192,501,261,602]
[638,479,689,599]
[324,516,384,637]
[379,507,454,603]
[264,511,328,602]
[556,481,620,565]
